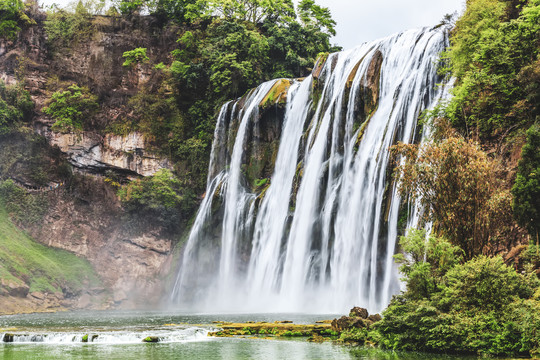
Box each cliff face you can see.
[0,12,184,312]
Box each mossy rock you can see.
[142,336,159,343]
[259,79,292,109]
[82,334,88,342]
[3,333,14,342]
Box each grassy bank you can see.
[0,203,100,295]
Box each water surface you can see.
[0,311,484,359]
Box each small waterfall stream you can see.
[172,27,450,314]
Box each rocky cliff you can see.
[0,10,184,312]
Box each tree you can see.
[512,123,540,239]
[298,0,336,36]
[393,134,513,259]
[206,0,295,24]
[442,0,540,139]
[394,229,462,300]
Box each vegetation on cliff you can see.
[0,200,100,298]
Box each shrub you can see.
[44,3,95,53]
[122,47,149,67]
[375,230,540,356]
[43,84,98,132]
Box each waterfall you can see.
[172,27,450,314]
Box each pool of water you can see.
[0,311,485,359]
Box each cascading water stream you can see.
[172,27,450,314]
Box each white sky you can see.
[37,0,465,50]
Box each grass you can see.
[0,203,100,294]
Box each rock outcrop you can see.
[37,128,172,177]
[331,307,381,332]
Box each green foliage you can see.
[118,169,194,232]
[394,230,462,300]
[122,47,150,67]
[440,256,533,312]
[0,203,100,296]
[339,328,369,344]
[43,84,99,132]
[115,0,201,21]
[0,0,32,40]
[512,123,540,238]
[44,3,95,53]
[0,80,33,135]
[375,229,540,356]
[442,0,540,139]
[117,0,145,14]
[298,0,336,36]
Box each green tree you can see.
[442,0,540,139]
[512,123,540,239]
[394,229,462,300]
[298,0,336,36]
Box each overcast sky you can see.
[38,0,465,50]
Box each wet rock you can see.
[3,333,14,342]
[349,306,369,319]
[331,316,352,332]
[142,336,159,343]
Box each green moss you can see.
[0,203,101,297]
[142,336,159,343]
[82,334,88,342]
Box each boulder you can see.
[349,306,369,319]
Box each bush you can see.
[374,230,540,356]
[122,47,149,67]
[43,84,99,132]
[0,0,33,40]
